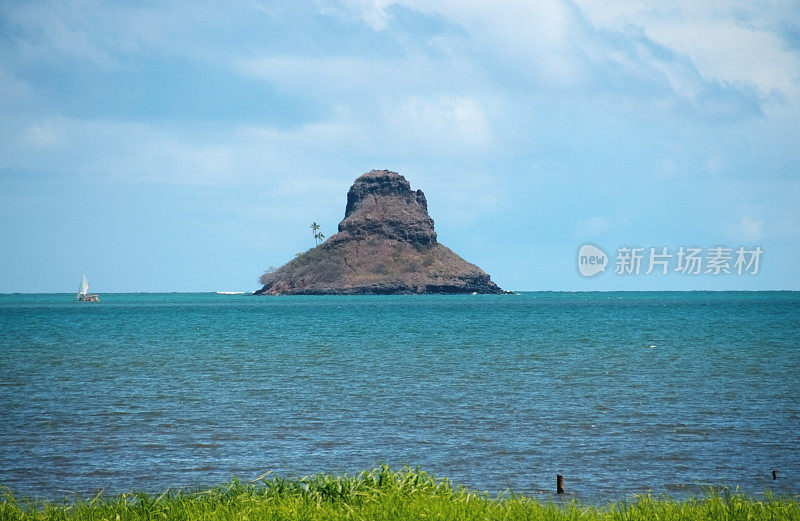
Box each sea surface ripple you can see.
[0,292,798,500]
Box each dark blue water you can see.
[0,292,798,500]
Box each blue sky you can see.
[1,1,798,292]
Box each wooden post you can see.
[557,474,564,494]
[773,470,777,480]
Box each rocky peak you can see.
[336,169,437,246]
[256,169,503,295]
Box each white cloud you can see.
[1,84,497,190]
[0,67,31,102]
[237,55,382,94]
[235,51,488,104]
[736,215,765,242]
[390,0,586,88]
[335,0,394,30]
[572,0,800,101]
[578,215,613,236]
[23,122,63,147]
[382,95,493,151]
[331,0,797,119]
[1,117,276,186]
[3,2,122,67]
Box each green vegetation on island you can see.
[2,467,798,521]
[310,221,325,246]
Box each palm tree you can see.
[315,231,326,244]
[310,222,321,245]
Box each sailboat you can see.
[77,273,99,301]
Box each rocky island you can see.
[256,170,503,295]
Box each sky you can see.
[1,0,799,292]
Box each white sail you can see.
[78,273,89,299]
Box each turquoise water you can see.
[0,292,798,500]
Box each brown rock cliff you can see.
[256,170,503,295]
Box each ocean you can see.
[0,292,798,501]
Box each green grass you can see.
[1,466,798,520]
